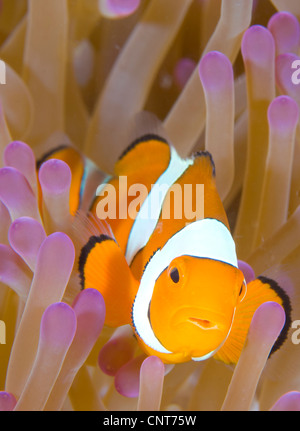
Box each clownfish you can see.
[36,143,106,216]
[37,124,292,365]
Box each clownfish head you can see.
[131,218,246,362]
[149,256,246,361]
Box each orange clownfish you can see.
[37,131,292,365]
[77,132,292,365]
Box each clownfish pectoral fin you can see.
[73,209,115,243]
[213,276,292,365]
[78,233,139,328]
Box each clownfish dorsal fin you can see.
[127,111,169,146]
[192,150,216,180]
[213,276,292,365]
[36,144,70,170]
[179,150,228,227]
[115,111,171,176]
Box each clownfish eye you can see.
[169,267,180,283]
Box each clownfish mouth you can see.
[172,308,230,332]
[188,317,218,330]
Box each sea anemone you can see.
[0,0,300,412]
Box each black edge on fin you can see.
[118,134,169,162]
[192,150,216,177]
[258,275,292,356]
[78,234,114,290]
[130,294,141,340]
[36,144,69,170]
[141,247,161,276]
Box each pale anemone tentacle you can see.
[234,25,276,259]
[23,0,68,146]
[164,0,253,157]
[85,0,194,173]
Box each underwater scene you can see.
[0,0,300,412]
